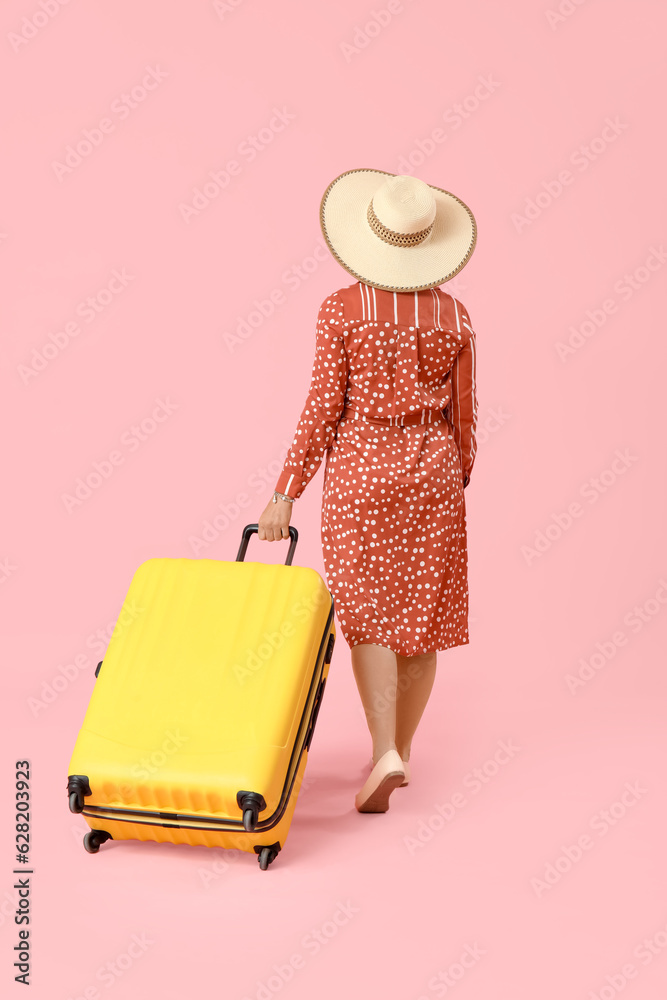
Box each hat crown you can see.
[371,175,437,235]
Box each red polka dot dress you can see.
[274,281,478,656]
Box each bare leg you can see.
[394,651,438,762]
[350,643,398,763]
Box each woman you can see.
[258,169,478,814]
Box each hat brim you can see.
[320,168,477,292]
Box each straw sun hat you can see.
[319,168,477,293]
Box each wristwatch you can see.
[273,491,295,503]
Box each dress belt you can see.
[341,405,446,427]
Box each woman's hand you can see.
[258,495,293,541]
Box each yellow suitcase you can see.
[67,525,335,869]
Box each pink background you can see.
[2,0,666,996]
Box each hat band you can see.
[367,199,434,248]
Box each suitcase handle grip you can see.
[236,523,299,565]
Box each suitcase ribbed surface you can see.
[69,557,333,823]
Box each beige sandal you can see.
[368,755,410,786]
[356,749,405,812]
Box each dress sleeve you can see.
[444,308,478,489]
[274,292,348,500]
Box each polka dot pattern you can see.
[275,281,478,657]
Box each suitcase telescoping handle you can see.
[236,523,299,566]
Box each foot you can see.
[356,749,405,813]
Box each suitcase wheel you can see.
[255,842,281,870]
[83,830,112,854]
[237,791,267,832]
[69,791,83,814]
[67,775,92,813]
